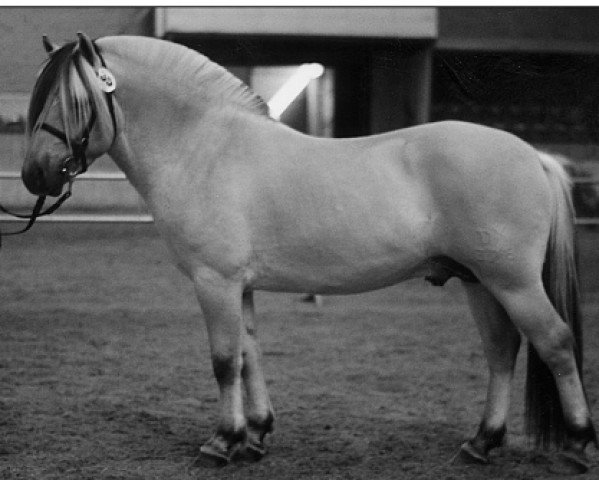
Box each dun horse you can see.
[21,34,597,472]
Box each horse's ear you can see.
[42,35,58,55]
[76,31,100,69]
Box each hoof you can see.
[451,441,489,465]
[195,448,229,468]
[239,413,273,462]
[195,434,243,467]
[548,451,590,475]
[242,438,268,461]
[238,423,270,462]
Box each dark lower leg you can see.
[198,352,246,465]
[530,324,595,451]
[465,284,520,450]
[470,422,507,455]
[552,421,598,474]
[241,291,274,458]
[459,284,520,462]
[565,420,598,453]
[454,421,507,465]
[196,280,246,463]
[211,353,246,439]
[241,340,275,450]
[495,286,596,465]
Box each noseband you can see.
[0,40,117,243]
[40,108,96,179]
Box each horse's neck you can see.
[102,50,220,196]
[101,37,266,124]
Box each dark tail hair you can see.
[526,152,583,449]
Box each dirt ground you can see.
[1,223,598,480]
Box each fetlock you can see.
[243,411,274,461]
[564,420,598,453]
[247,411,275,441]
[472,423,507,455]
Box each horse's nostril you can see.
[22,164,46,194]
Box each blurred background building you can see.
[1,7,598,221]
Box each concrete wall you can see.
[157,7,437,39]
[438,7,599,53]
[1,7,153,93]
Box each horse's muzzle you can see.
[21,160,65,197]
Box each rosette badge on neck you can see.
[97,67,116,93]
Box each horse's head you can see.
[22,32,117,196]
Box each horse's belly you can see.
[252,270,423,294]
[249,242,429,294]
[247,180,434,294]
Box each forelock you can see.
[27,41,105,149]
[27,41,78,134]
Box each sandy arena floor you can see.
[1,223,598,479]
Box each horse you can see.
[21,33,597,472]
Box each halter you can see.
[40,108,96,179]
[40,41,118,180]
[0,40,117,243]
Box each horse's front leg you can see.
[241,290,275,460]
[195,273,246,465]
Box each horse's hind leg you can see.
[490,281,597,471]
[240,290,275,460]
[453,283,521,464]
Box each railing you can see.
[0,170,153,223]
[0,170,127,181]
[1,171,598,225]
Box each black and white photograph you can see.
[1,4,599,479]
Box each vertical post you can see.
[407,44,433,125]
[306,68,335,137]
[370,50,407,134]
[154,7,166,37]
[370,42,434,134]
[334,62,371,138]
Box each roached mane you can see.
[102,35,270,118]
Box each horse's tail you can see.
[526,151,582,449]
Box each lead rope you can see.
[0,181,73,247]
[0,107,95,240]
